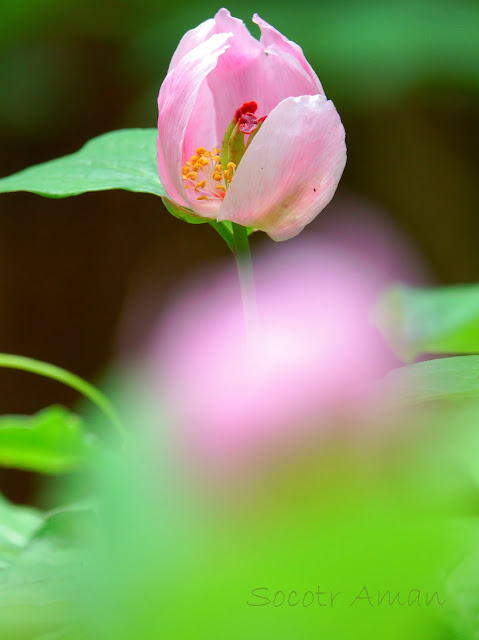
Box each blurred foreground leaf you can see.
[0,406,98,474]
[0,493,43,557]
[381,355,479,405]
[0,129,164,198]
[0,493,95,638]
[374,284,479,362]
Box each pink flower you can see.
[157,9,346,241]
[147,232,397,477]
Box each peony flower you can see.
[157,8,346,241]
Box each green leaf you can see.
[374,284,479,362]
[0,128,257,251]
[0,493,43,556]
[0,353,125,442]
[33,502,97,548]
[380,355,479,406]
[0,128,164,198]
[0,406,98,474]
[0,494,92,638]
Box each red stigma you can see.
[238,113,259,134]
[239,114,267,134]
[234,100,258,121]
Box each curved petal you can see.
[253,14,324,95]
[218,95,346,241]
[157,32,231,210]
[168,18,216,72]
[213,8,260,49]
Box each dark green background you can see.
[0,0,478,499]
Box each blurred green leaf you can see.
[0,493,43,557]
[374,284,479,362]
[381,355,479,405]
[0,354,125,442]
[0,129,164,198]
[0,494,93,638]
[33,502,97,548]
[0,406,98,474]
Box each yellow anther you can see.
[181,145,234,198]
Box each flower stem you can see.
[232,223,257,348]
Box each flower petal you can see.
[218,95,346,241]
[253,14,324,95]
[157,32,231,210]
[168,18,216,72]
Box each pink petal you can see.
[253,14,324,95]
[213,8,259,47]
[218,95,346,241]
[157,33,231,211]
[168,18,216,72]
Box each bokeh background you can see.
[0,0,478,501]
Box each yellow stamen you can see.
[181,145,235,200]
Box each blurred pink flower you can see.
[157,8,346,241]
[147,234,398,476]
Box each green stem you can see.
[0,353,125,442]
[232,223,258,347]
